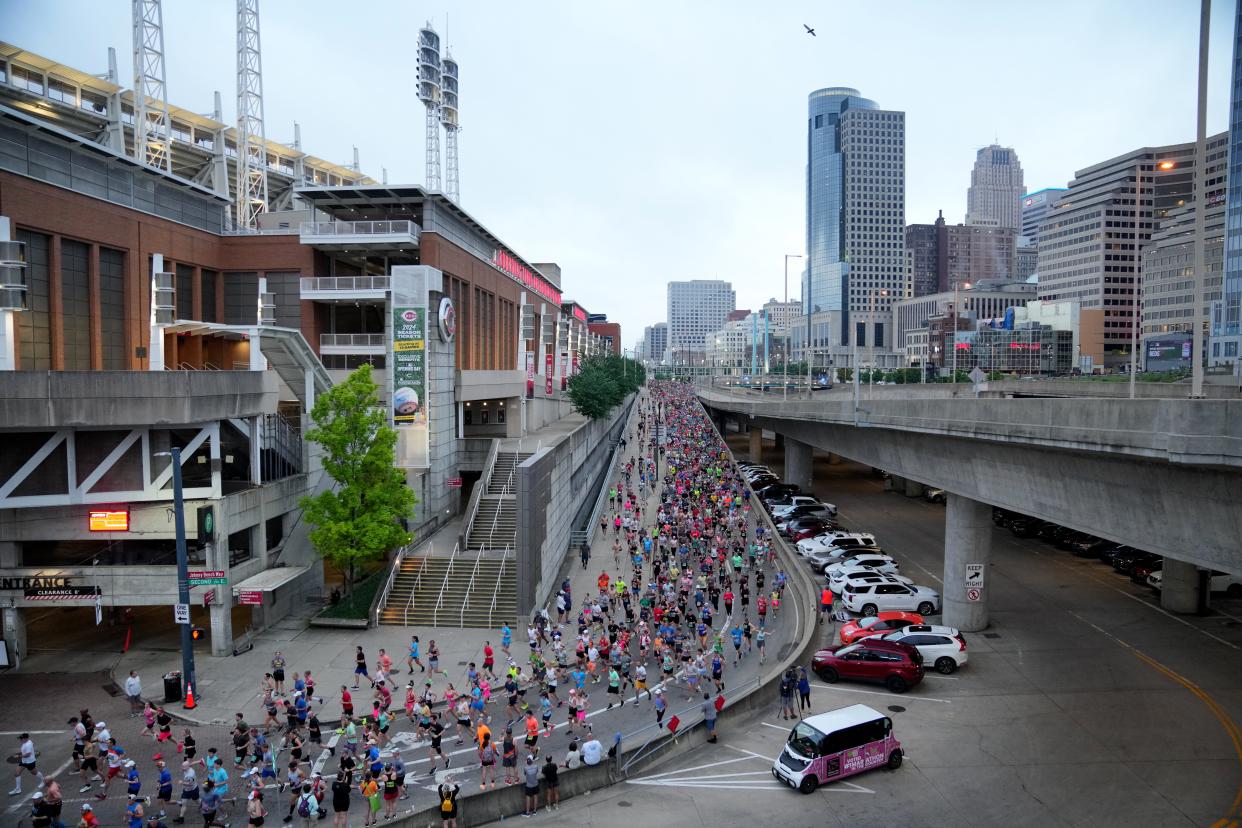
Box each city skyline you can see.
[4,0,1234,341]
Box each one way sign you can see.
[965,563,985,590]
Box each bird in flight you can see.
[804,24,816,36]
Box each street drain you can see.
[983,633,1001,639]
[887,705,906,713]
[617,801,632,807]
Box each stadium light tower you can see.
[131,0,172,171]
[236,0,269,228]
[418,23,443,191]
[440,52,460,202]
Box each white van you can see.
[771,704,902,793]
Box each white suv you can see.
[872,625,968,674]
[842,582,940,617]
[823,554,900,578]
[829,569,913,595]
[796,532,877,556]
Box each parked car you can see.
[810,639,924,693]
[774,499,839,519]
[824,554,900,578]
[842,582,941,617]
[839,612,925,645]
[1129,556,1163,585]
[796,532,878,555]
[804,545,883,569]
[770,704,904,794]
[923,488,946,504]
[828,570,913,595]
[772,496,826,516]
[1099,545,1139,567]
[874,625,968,674]
[754,482,800,497]
[1148,569,1242,596]
[764,491,806,509]
[1008,517,1045,538]
[791,522,838,543]
[775,504,838,524]
[1056,530,1094,551]
[1040,524,1075,545]
[1112,550,1160,576]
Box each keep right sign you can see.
[965,563,985,590]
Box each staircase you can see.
[465,452,530,552]
[378,554,516,628]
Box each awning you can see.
[231,565,310,592]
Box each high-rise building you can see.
[1021,188,1068,244]
[666,280,735,365]
[1036,139,1224,367]
[966,145,1024,230]
[906,211,1017,296]
[641,322,668,365]
[1216,2,1242,366]
[802,87,905,366]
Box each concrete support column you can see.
[885,475,903,492]
[904,478,925,498]
[784,436,814,492]
[2,607,26,668]
[748,426,762,463]
[943,493,992,632]
[208,602,232,657]
[1160,558,1202,614]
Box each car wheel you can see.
[861,604,878,617]
[887,750,903,770]
[885,675,909,693]
[934,657,957,675]
[916,601,935,616]
[798,774,819,794]
[819,666,838,683]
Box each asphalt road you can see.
[514,439,1242,828]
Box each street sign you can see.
[173,603,190,624]
[94,595,102,627]
[203,589,215,608]
[446,477,463,488]
[966,587,982,602]
[238,590,263,606]
[968,367,987,385]
[965,563,985,589]
[188,570,227,586]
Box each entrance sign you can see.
[392,305,429,468]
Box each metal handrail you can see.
[431,542,460,627]
[403,555,429,627]
[620,674,762,774]
[487,548,510,628]
[299,275,390,293]
[462,439,500,545]
[459,546,485,627]
[299,220,420,238]
[320,332,385,348]
[374,542,410,627]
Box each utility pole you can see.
[161,447,197,703]
[1190,0,1211,398]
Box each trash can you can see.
[163,671,182,703]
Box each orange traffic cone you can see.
[183,682,196,710]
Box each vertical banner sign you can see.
[545,352,554,395]
[560,353,569,390]
[572,353,580,376]
[392,306,429,467]
[525,351,535,399]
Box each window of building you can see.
[171,121,191,142]
[16,229,51,370]
[1226,341,1239,358]
[0,60,6,84]
[80,88,107,114]
[121,103,135,124]
[61,239,91,370]
[200,269,218,323]
[47,77,76,105]
[99,247,126,369]
[175,263,195,320]
[12,65,44,94]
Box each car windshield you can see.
[787,721,826,759]
[856,617,880,629]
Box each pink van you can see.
[770,703,903,793]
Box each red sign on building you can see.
[525,352,535,399]
[238,590,263,606]
[545,353,554,395]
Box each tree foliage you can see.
[299,364,416,593]
[566,354,646,419]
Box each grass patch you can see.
[318,569,385,620]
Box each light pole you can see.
[155,447,196,705]
[1129,158,1176,398]
[783,253,803,402]
[1190,0,1210,398]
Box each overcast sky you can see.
[4,0,1235,346]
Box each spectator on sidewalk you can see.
[124,671,143,716]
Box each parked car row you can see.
[992,508,1242,597]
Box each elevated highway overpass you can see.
[697,387,1242,631]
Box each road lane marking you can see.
[809,682,952,704]
[760,722,790,732]
[1069,611,1242,824]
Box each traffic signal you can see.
[190,627,207,642]
[197,506,215,545]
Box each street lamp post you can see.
[783,253,803,402]
[156,447,196,705]
[1130,159,1175,398]
[1190,0,1210,398]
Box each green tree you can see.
[299,364,416,595]
[567,354,645,420]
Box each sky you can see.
[2,0,1236,348]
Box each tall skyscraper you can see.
[907,211,1017,297]
[803,87,905,365]
[1020,188,1068,244]
[1216,1,1242,365]
[1036,140,1215,368]
[666,280,735,365]
[966,144,1024,230]
[641,322,668,364]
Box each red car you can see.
[791,523,836,543]
[811,639,924,693]
[839,612,925,645]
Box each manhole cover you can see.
[887,705,906,713]
[617,801,632,808]
[982,633,1001,639]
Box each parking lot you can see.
[523,440,1242,827]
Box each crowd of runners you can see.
[25,381,797,828]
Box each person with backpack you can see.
[293,782,318,827]
[437,779,460,828]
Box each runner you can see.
[10,733,45,795]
